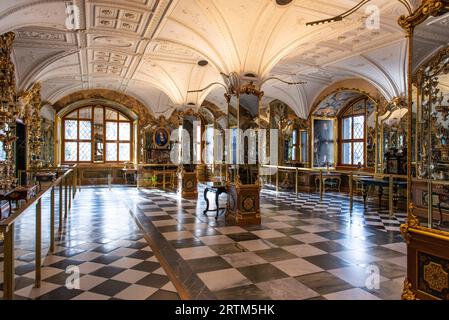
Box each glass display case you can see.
[311,117,336,168]
[399,0,449,301]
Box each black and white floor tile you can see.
[113,186,407,300]
[1,184,407,300]
[0,188,180,300]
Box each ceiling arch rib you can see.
[2,0,416,119]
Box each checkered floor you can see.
[1,185,407,300]
[0,188,180,300]
[261,189,408,233]
[113,186,406,300]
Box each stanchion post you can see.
[389,175,394,217]
[59,178,63,231]
[35,198,42,288]
[68,172,72,210]
[295,168,299,198]
[64,175,68,219]
[349,172,353,212]
[50,186,55,253]
[320,170,323,201]
[276,169,279,193]
[2,224,15,300]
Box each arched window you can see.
[62,106,132,163]
[339,98,368,167]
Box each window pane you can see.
[301,131,308,162]
[119,113,128,121]
[292,130,297,145]
[79,121,91,140]
[79,142,91,161]
[353,142,364,166]
[119,143,130,162]
[342,118,352,140]
[94,107,104,124]
[206,127,214,164]
[65,120,77,140]
[342,143,352,165]
[106,109,118,120]
[353,116,364,139]
[119,122,131,141]
[106,122,118,140]
[106,143,117,161]
[65,142,77,161]
[292,146,297,161]
[94,140,104,162]
[79,107,92,119]
[0,141,6,161]
[66,110,77,119]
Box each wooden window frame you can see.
[62,106,133,164]
[338,99,367,168]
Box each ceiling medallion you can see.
[275,0,293,6]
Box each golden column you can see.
[0,32,18,191]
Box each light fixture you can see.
[275,0,293,6]
[306,0,413,27]
[260,77,306,86]
[306,0,369,26]
[197,60,208,67]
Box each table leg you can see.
[363,184,368,208]
[393,185,399,211]
[215,191,220,220]
[378,186,383,209]
[203,188,210,214]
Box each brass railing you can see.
[0,165,79,300]
[262,165,408,216]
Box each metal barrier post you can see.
[68,172,72,210]
[389,176,394,216]
[295,168,299,198]
[59,178,63,230]
[319,170,323,201]
[2,224,15,300]
[276,170,279,193]
[35,198,42,288]
[73,169,76,198]
[50,186,55,253]
[349,172,353,212]
[64,176,68,219]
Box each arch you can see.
[53,89,155,127]
[308,78,389,119]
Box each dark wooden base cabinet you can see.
[179,171,198,199]
[226,183,261,225]
[402,218,449,300]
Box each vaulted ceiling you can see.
[0,0,443,119]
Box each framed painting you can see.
[153,127,170,149]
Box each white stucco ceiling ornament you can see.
[0,0,440,118]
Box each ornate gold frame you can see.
[152,126,170,150]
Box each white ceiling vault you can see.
[0,0,426,119]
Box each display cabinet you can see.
[225,78,263,225]
[399,0,449,300]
